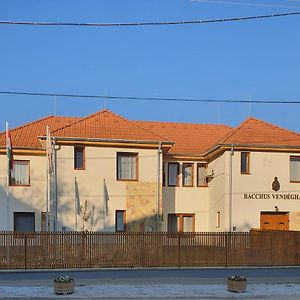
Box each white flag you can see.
[103,179,109,216]
[75,177,81,215]
[46,126,54,175]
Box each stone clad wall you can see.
[126,182,158,232]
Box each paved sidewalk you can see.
[1,283,300,299]
[0,268,300,299]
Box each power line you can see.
[0,90,299,104]
[0,11,300,28]
[190,0,300,9]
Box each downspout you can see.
[53,141,60,232]
[156,142,162,231]
[229,145,234,232]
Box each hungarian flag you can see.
[46,126,54,175]
[6,122,14,171]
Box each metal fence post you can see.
[24,233,27,270]
[178,234,181,268]
[225,233,228,267]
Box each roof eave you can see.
[39,135,174,146]
[204,143,300,156]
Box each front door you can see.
[260,212,289,230]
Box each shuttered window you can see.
[197,164,207,187]
[290,156,300,182]
[117,153,138,180]
[183,163,193,187]
[9,160,30,186]
[168,163,179,186]
[74,146,85,170]
[241,152,250,174]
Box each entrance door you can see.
[260,212,289,230]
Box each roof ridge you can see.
[0,115,54,136]
[39,116,82,137]
[247,117,300,138]
[103,110,170,142]
[218,117,252,144]
[52,109,170,142]
[220,116,300,145]
[51,109,106,134]
[134,120,231,128]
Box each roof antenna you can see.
[218,103,222,124]
[53,95,57,116]
[248,95,252,117]
[104,88,107,109]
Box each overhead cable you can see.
[0,11,299,28]
[190,0,300,9]
[0,90,299,104]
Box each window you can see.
[168,163,179,186]
[168,214,195,232]
[216,212,220,228]
[9,160,30,186]
[197,164,207,187]
[14,212,35,232]
[290,156,300,182]
[74,146,85,170]
[116,210,126,232]
[117,153,138,180]
[182,163,194,187]
[241,152,250,174]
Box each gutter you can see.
[204,143,300,157]
[38,136,174,146]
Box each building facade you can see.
[1,110,300,232]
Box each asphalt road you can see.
[0,267,300,286]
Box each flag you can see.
[75,177,81,215]
[103,179,109,216]
[46,126,54,175]
[6,122,14,172]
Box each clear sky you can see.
[0,0,299,132]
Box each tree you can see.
[80,200,99,231]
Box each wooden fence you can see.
[0,231,300,269]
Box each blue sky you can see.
[0,0,299,132]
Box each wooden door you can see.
[260,212,289,230]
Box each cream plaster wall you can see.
[207,153,227,232]
[229,151,300,231]
[3,146,300,233]
[56,145,160,231]
[289,212,300,231]
[0,154,47,231]
[162,161,210,232]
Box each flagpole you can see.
[103,178,106,231]
[5,122,11,267]
[75,177,78,231]
[5,122,10,231]
[46,126,50,231]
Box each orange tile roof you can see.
[2,112,300,155]
[219,117,300,148]
[134,120,232,155]
[0,116,80,149]
[52,109,170,143]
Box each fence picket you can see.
[0,231,298,269]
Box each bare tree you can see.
[80,200,100,231]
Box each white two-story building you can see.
[1,109,300,232]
